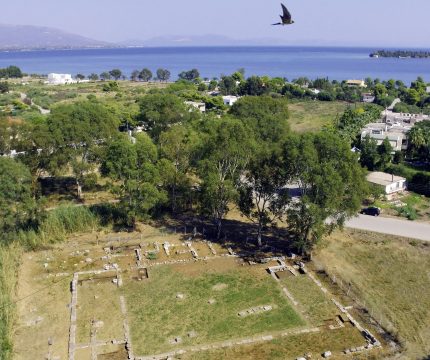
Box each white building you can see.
[362,93,375,103]
[346,79,367,88]
[47,73,76,85]
[185,101,206,113]
[222,95,239,106]
[366,172,407,196]
[361,122,410,152]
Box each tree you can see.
[136,93,189,140]
[405,89,420,105]
[0,81,9,93]
[239,76,267,96]
[48,101,119,199]
[377,137,393,169]
[139,68,152,82]
[360,135,379,170]
[284,132,367,257]
[198,118,254,239]
[238,147,290,246]
[15,119,53,192]
[130,70,140,82]
[0,158,38,235]
[159,125,199,212]
[100,72,111,81]
[88,73,99,81]
[178,69,200,82]
[156,68,171,82]
[229,96,290,147]
[219,76,238,95]
[101,135,166,226]
[76,74,86,81]
[408,122,430,162]
[0,65,23,78]
[109,69,122,80]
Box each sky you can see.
[1,0,430,47]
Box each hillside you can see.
[0,24,112,50]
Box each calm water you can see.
[0,46,429,84]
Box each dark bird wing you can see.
[281,3,292,22]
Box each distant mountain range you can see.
[0,24,336,50]
[0,24,112,50]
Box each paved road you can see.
[345,214,430,242]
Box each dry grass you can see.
[315,229,430,358]
[288,100,350,132]
[183,325,368,360]
[0,244,22,360]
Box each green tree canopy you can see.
[0,158,38,235]
[48,101,119,198]
[156,68,171,82]
[284,132,367,256]
[109,69,123,80]
[178,69,200,82]
[198,118,254,239]
[229,96,290,148]
[139,68,153,82]
[101,135,166,226]
[136,93,189,140]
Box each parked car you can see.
[360,207,381,216]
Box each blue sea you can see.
[0,46,429,84]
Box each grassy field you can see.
[183,326,370,360]
[124,260,304,356]
[315,229,430,358]
[0,244,22,360]
[280,275,340,326]
[288,100,350,132]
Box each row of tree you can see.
[0,93,367,255]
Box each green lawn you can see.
[288,100,350,132]
[123,263,304,356]
[280,275,339,326]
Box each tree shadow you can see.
[154,213,297,260]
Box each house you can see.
[47,73,76,85]
[426,86,430,94]
[362,93,375,103]
[361,122,411,152]
[366,172,406,196]
[382,109,429,125]
[222,95,239,106]
[185,101,206,113]
[346,79,367,88]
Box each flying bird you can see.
[272,3,294,26]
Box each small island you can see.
[370,50,430,59]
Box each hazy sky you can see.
[1,0,429,47]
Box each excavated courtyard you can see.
[14,225,385,360]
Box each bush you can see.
[39,205,98,242]
[0,81,9,94]
[397,205,418,221]
[102,81,119,92]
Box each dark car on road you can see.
[360,207,381,216]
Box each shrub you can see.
[39,205,98,242]
[396,205,418,221]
